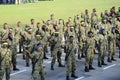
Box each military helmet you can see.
[100,29,106,34]
[111,27,116,31]
[25,25,30,31]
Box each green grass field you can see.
[0,0,120,27]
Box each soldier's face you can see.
[37,24,40,28]
[38,47,42,52]
[70,37,73,43]
[9,30,12,33]
[70,28,73,32]
[4,24,8,29]
[89,33,93,37]
[31,20,35,24]
[28,31,32,34]
[51,15,54,20]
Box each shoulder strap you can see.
[0,49,8,63]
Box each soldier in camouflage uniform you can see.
[85,31,95,72]
[91,8,98,27]
[108,27,117,62]
[66,36,78,80]
[0,23,9,42]
[98,29,108,67]
[23,27,34,67]
[77,22,86,59]
[26,43,45,80]
[50,14,57,25]
[30,18,36,34]
[50,31,64,70]
[84,9,89,22]
[0,41,12,80]
[7,28,19,71]
[116,7,120,17]
[14,21,22,53]
[115,17,120,58]
[41,25,50,59]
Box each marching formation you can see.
[0,6,120,80]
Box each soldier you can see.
[50,31,64,70]
[66,36,78,80]
[116,7,120,17]
[108,27,117,62]
[23,27,34,67]
[20,25,29,60]
[91,8,98,27]
[41,25,50,59]
[30,18,36,34]
[101,10,110,21]
[84,9,89,22]
[46,20,54,35]
[26,43,45,80]
[0,41,12,80]
[14,21,22,53]
[67,26,77,57]
[50,14,57,25]
[0,23,9,41]
[98,29,108,67]
[85,31,95,72]
[74,14,80,32]
[7,28,19,71]
[77,22,86,59]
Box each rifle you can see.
[65,44,73,61]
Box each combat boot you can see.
[71,73,78,78]
[13,65,19,71]
[98,62,102,67]
[102,60,107,65]
[89,65,95,70]
[26,63,29,67]
[58,63,65,67]
[84,66,89,72]
[66,76,70,80]
[81,53,85,58]
[44,56,49,59]
[111,57,116,61]
[107,58,112,63]
[51,65,54,70]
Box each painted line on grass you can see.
[103,64,116,70]
[75,76,85,80]
[10,69,27,76]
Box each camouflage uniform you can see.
[50,32,64,70]
[91,12,98,27]
[66,36,78,80]
[7,28,19,71]
[77,23,86,59]
[27,45,45,80]
[0,42,12,80]
[98,31,108,67]
[85,31,95,72]
[23,28,34,67]
[108,28,117,62]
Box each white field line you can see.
[103,64,116,70]
[75,76,85,80]
[10,69,27,76]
